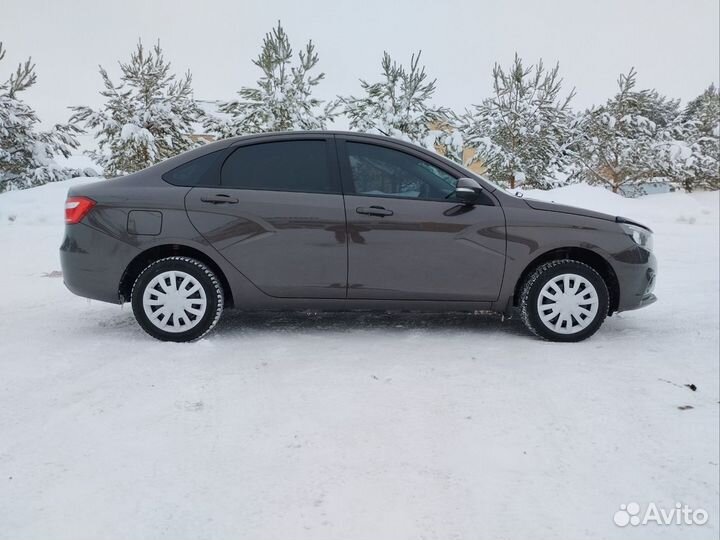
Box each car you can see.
[60,131,657,342]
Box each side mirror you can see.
[453,177,482,205]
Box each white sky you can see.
[2,0,719,128]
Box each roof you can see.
[200,130,425,149]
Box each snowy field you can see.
[0,180,718,540]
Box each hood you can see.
[523,197,616,222]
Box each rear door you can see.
[184,135,347,298]
[338,137,506,301]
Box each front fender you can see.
[492,204,631,313]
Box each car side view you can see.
[60,131,657,342]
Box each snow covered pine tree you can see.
[71,41,200,177]
[460,53,576,190]
[675,84,720,191]
[0,42,81,192]
[203,22,334,137]
[574,68,688,194]
[339,51,453,152]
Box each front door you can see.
[185,136,347,298]
[338,138,506,301]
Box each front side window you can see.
[221,140,336,193]
[346,142,457,200]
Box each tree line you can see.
[1,22,718,194]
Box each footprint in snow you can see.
[175,400,204,411]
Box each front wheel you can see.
[519,259,609,342]
[131,256,224,342]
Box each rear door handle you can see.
[201,193,239,204]
[356,205,393,217]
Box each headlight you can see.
[621,223,653,251]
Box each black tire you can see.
[519,259,609,342]
[131,256,224,342]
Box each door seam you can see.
[332,135,350,299]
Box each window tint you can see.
[163,150,225,186]
[346,142,457,200]
[221,140,336,193]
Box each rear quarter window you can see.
[162,150,225,186]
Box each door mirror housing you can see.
[453,177,483,205]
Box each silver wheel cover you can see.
[537,273,599,334]
[142,270,208,333]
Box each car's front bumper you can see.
[614,248,657,312]
[623,291,658,312]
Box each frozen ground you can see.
[0,180,718,540]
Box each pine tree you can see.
[71,41,200,176]
[433,122,469,166]
[339,51,450,148]
[204,22,333,137]
[459,54,576,189]
[0,42,81,192]
[675,84,719,191]
[573,68,685,193]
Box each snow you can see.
[0,180,718,539]
[55,152,102,174]
[120,123,154,144]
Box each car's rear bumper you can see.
[60,222,140,304]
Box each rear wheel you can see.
[131,256,224,342]
[520,259,609,342]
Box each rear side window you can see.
[221,140,337,193]
[163,150,225,186]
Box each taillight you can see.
[65,196,96,224]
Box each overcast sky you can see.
[2,0,719,128]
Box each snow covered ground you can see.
[0,180,718,540]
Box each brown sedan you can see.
[60,132,657,342]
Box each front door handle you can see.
[201,193,239,204]
[356,205,393,217]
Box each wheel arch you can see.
[118,244,234,308]
[512,247,620,314]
